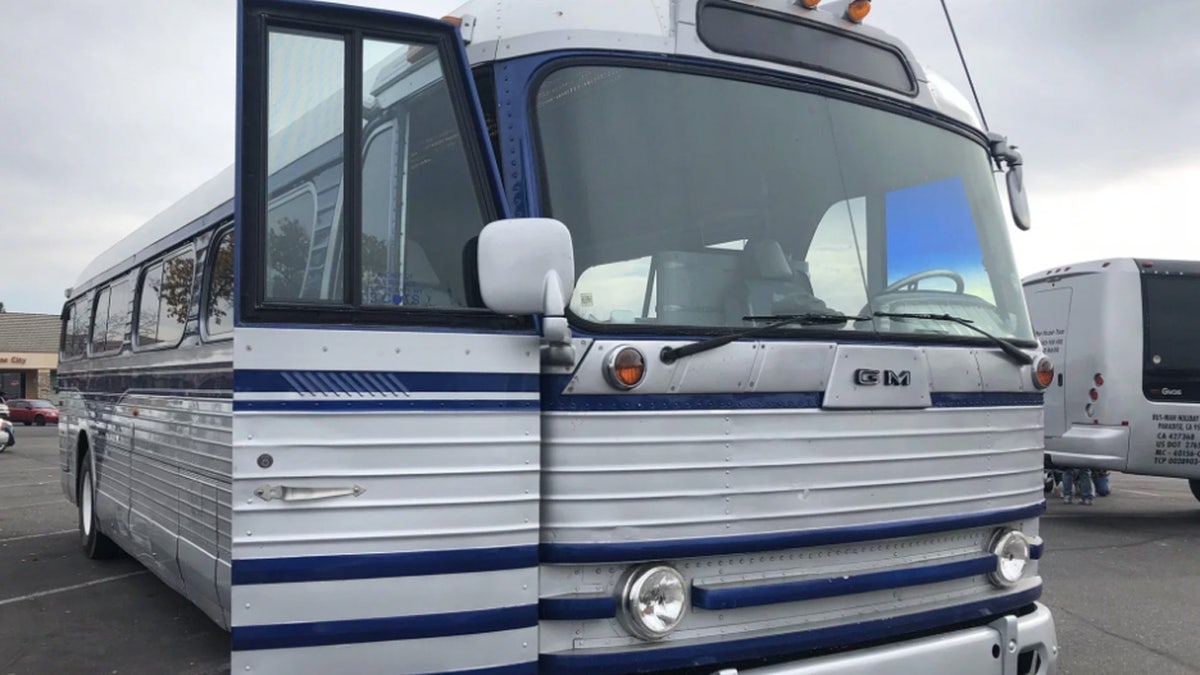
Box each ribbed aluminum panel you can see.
[542,406,1043,543]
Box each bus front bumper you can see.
[713,601,1057,675]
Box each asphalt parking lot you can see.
[0,426,228,675]
[3,426,1199,674]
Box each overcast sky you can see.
[2,0,1198,315]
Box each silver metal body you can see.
[58,1,1057,672]
[1024,258,1200,480]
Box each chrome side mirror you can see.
[989,132,1030,231]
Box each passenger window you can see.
[206,230,234,337]
[62,302,87,358]
[91,281,131,354]
[138,249,195,348]
[91,288,111,353]
[806,197,869,316]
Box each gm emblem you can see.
[854,368,911,386]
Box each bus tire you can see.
[1190,479,1200,503]
[78,453,118,559]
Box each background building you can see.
[0,313,60,399]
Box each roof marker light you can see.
[795,0,821,8]
[845,0,871,23]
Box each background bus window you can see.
[138,250,195,349]
[206,231,234,337]
[265,185,320,302]
[358,38,488,309]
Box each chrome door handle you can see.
[254,484,366,502]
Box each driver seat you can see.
[725,239,821,321]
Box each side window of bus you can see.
[206,230,234,338]
[91,280,131,354]
[806,197,869,316]
[62,301,89,358]
[138,248,196,349]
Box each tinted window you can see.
[31,400,54,408]
[1143,275,1200,374]
[207,230,234,337]
[698,3,914,94]
[138,249,195,348]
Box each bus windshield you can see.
[534,65,1033,342]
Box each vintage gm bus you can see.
[59,0,1058,672]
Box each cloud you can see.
[2,0,1198,317]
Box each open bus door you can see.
[232,1,544,671]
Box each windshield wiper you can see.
[872,311,1032,366]
[659,313,868,364]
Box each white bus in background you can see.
[58,0,1060,673]
[1023,258,1200,502]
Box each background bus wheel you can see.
[79,453,118,559]
[1190,479,1200,503]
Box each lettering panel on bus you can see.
[234,2,537,673]
[1025,286,1071,438]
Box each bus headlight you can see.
[988,529,1033,587]
[617,564,688,640]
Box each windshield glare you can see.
[534,65,1033,342]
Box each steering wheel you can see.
[882,269,965,294]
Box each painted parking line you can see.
[0,529,76,544]
[0,480,57,489]
[1120,489,1163,497]
[12,500,70,510]
[0,571,149,608]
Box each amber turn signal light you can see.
[1032,356,1054,390]
[605,346,646,390]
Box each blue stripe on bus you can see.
[542,391,825,412]
[930,392,1043,407]
[232,545,538,585]
[233,399,538,412]
[1030,542,1044,560]
[231,604,538,651]
[538,587,1042,674]
[692,555,999,611]
[540,502,1045,563]
[235,370,540,393]
[538,596,618,621]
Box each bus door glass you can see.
[233,2,539,672]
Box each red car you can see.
[7,399,59,426]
